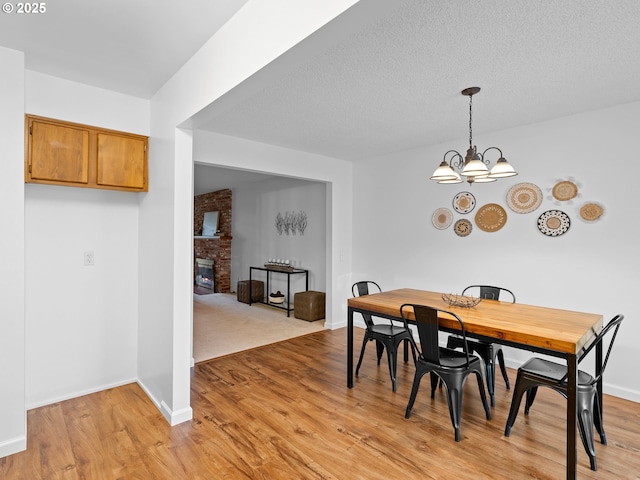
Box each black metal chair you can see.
[402,303,491,442]
[352,281,417,392]
[446,285,515,406]
[504,314,624,471]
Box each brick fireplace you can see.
[194,189,232,293]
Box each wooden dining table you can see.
[347,288,604,480]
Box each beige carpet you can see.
[193,293,325,363]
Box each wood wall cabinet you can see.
[25,115,148,192]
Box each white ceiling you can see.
[3,0,640,191]
[0,0,249,98]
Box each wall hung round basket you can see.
[432,207,453,229]
[475,203,507,232]
[454,219,472,237]
[506,182,543,213]
[552,181,578,201]
[537,210,570,236]
[453,191,476,214]
[579,202,604,222]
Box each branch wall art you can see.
[275,210,308,235]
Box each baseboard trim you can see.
[0,435,26,459]
[26,378,137,411]
[161,401,193,426]
[137,379,193,426]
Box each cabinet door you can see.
[30,121,90,184]
[97,133,147,190]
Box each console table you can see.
[249,266,309,317]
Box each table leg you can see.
[596,340,603,425]
[286,272,291,317]
[266,271,270,304]
[566,354,578,479]
[347,306,354,388]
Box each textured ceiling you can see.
[197,0,640,161]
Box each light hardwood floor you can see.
[3,328,639,479]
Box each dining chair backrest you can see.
[352,281,383,328]
[401,303,471,368]
[352,281,381,298]
[462,285,516,303]
[572,314,623,386]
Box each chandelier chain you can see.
[468,94,473,148]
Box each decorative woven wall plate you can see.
[454,219,472,237]
[506,182,543,213]
[552,181,578,201]
[432,208,453,229]
[452,191,476,214]
[475,203,507,232]
[537,210,570,236]
[579,202,604,222]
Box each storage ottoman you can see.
[294,291,326,321]
[237,280,264,304]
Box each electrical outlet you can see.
[84,251,95,266]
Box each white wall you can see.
[24,186,140,407]
[24,71,149,408]
[25,71,149,133]
[352,101,640,402]
[231,176,327,295]
[0,46,26,458]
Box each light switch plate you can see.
[84,251,94,266]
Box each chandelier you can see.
[430,87,517,184]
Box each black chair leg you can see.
[385,341,398,392]
[376,340,384,365]
[410,338,418,365]
[593,394,607,445]
[524,386,538,415]
[486,361,495,407]
[577,388,599,471]
[577,403,597,471]
[402,335,418,367]
[442,380,463,442]
[504,375,528,436]
[496,349,510,389]
[430,372,439,398]
[475,370,491,420]
[405,366,428,418]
